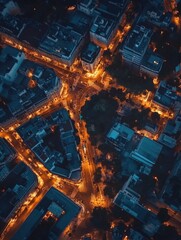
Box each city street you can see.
[0,3,181,238]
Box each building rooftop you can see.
[18,22,48,48]
[0,45,21,60]
[162,153,181,211]
[141,50,164,74]
[0,15,25,37]
[0,138,16,165]
[158,133,177,148]
[0,46,61,123]
[81,42,101,63]
[12,187,81,240]
[153,81,178,109]
[123,25,152,56]
[39,23,82,63]
[0,45,25,85]
[67,10,92,35]
[111,223,126,240]
[78,0,96,15]
[95,2,122,20]
[130,137,162,167]
[108,0,129,9]
[144,7,172,27]
[114,191,160,236]
[107,122,134,141]
[17,109,81,179]
[114,191,150,222]
[79,0,94,7]
[164,113,181,135]
[107,122,134,150]
[0,162,37,222]
[122,174,143,199]
[90,15,116,40]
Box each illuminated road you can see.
[0,8,180,239]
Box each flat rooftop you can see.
[81,42,101,63]
[108,0,129,9]
[0,46,60,120]
[124,25,152,55]
[67,10,92,35]
[0,15,24,37]
[0,138,16,164]
[90,15,116,40]
[0,46,22,79]
[17,109,81,179]
[19,22,48,48]
[131,137,162,165]
[96,2,122,19]
[0,162,37,221]
[153,81,178,108]
[114,191,149,222]
[107,122,134,141]
[114,190,160,236]
[141,50,164,73]
[39,23,82,61]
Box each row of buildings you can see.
[152,81,181,113]
[119,0,174,77]
[0,0,130,71]
[120,24,164,77]
[114,174,161,237]
[17,109,81,180]
[0,138,37,230]
[108,127,165,237]
[12,187,81,240]
[107,111,181,235]
[0,137,81,238]
[0,45,61,126]
[108,82,181,152]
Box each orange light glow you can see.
[27,71,33,78]
[153,176,158,181]
[123,236,128,240]
[173,16,181,28]
[28,79,37,88]
[153,77,159,85]
[67,6,76,11]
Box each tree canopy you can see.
[122,107,151,129]
[154,225,181,240]
[81,90,119,145]
[91,207,110,230]
[106,55,155,94]
[157,208,170,223]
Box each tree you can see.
[109,88,126,101]
[154,225,181,240]
[98,143,115,155]
[103,49,112,61]
[157,208,170,223]
[122,107,151,129]
[91,207,110,230]
[104,185,114,198]
[106,55,155,94]
[93,167,102,183]
[110,205,131,222]
[151,112,160,123]
[81,91,119,145]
